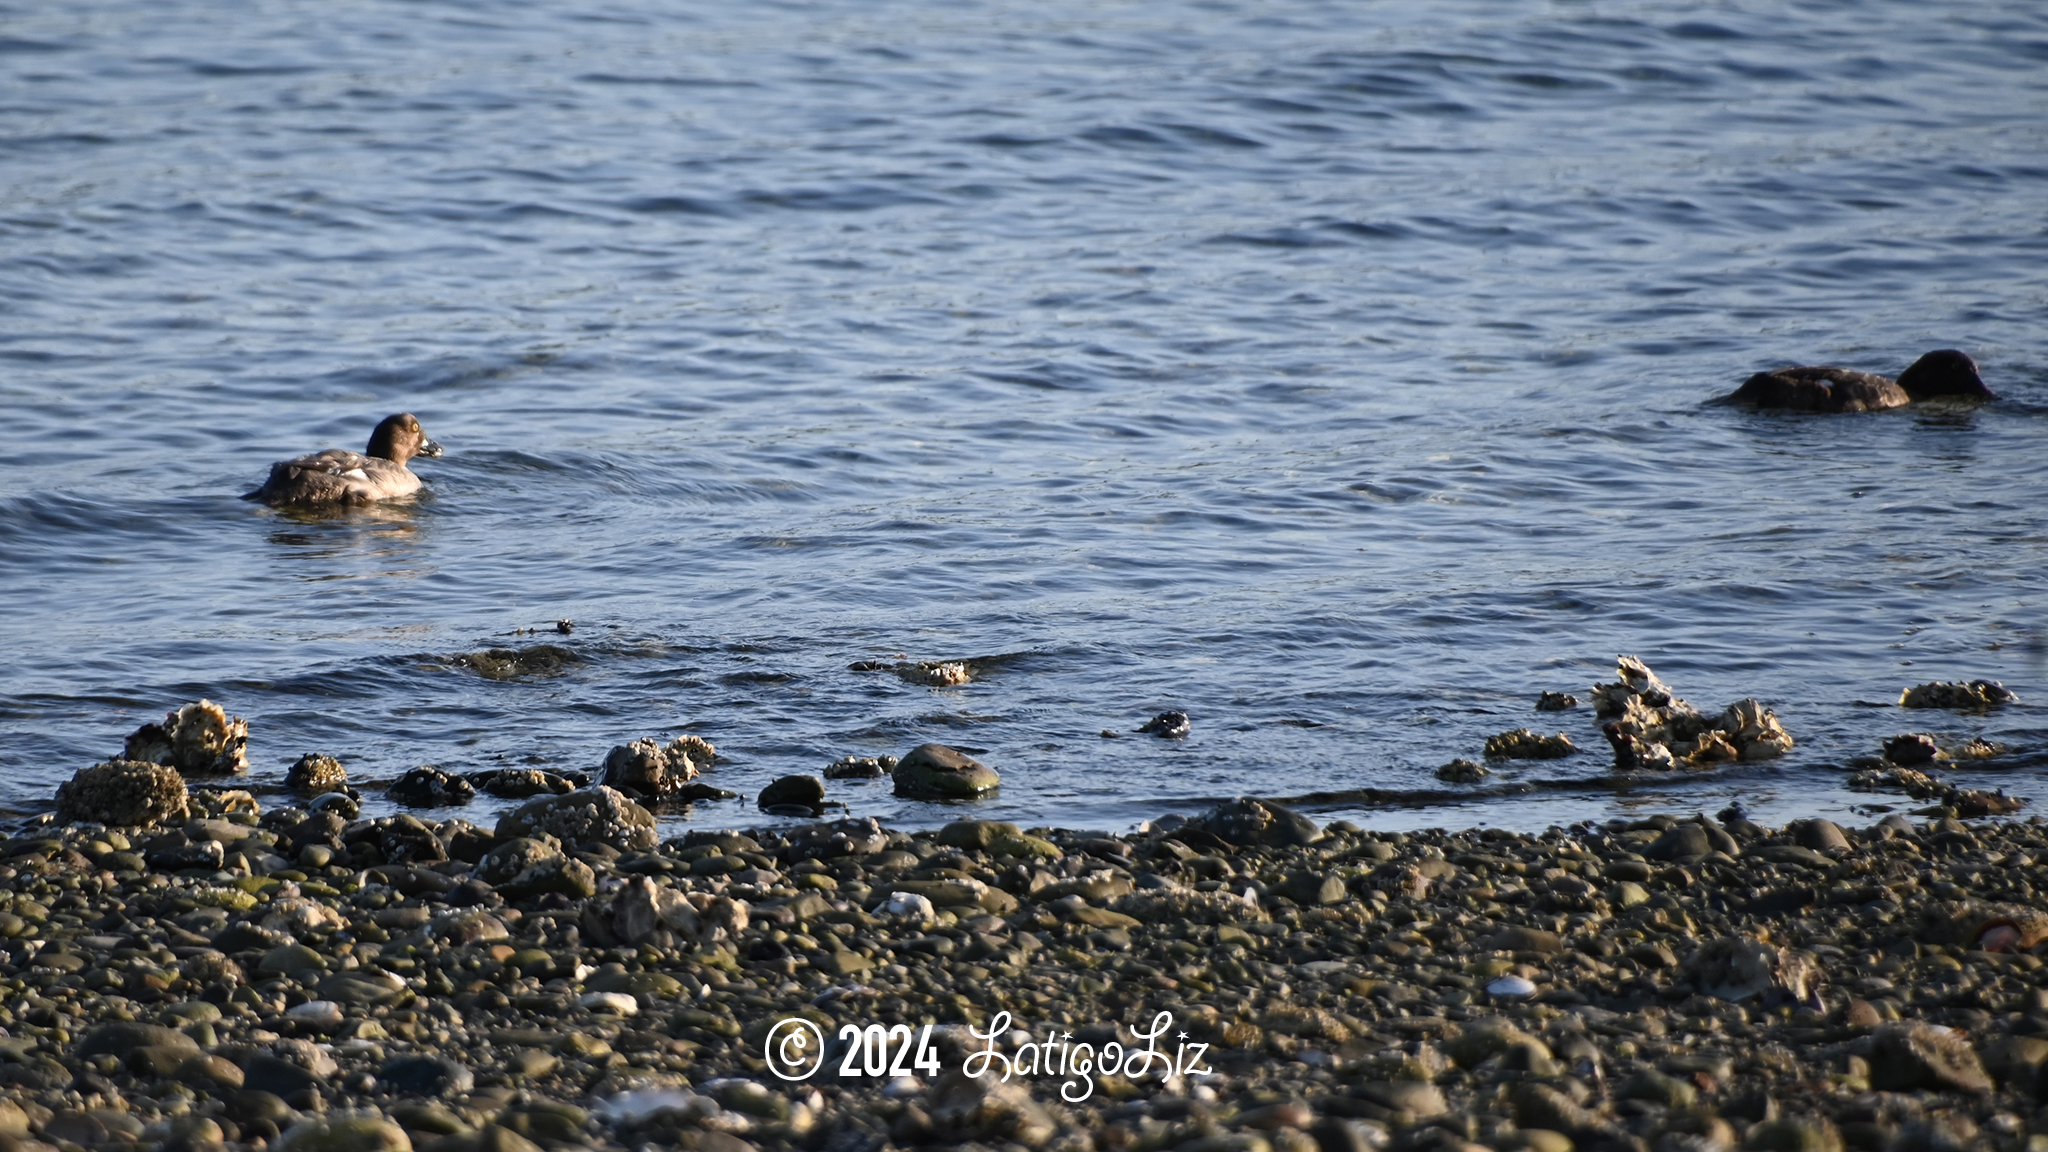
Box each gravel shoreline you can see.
[3,783,2048,1152]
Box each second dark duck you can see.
[1722,348,1994,413]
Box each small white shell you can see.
[579,991,640,1016]
[1487,975,1538,999]
[285,999,344,1026]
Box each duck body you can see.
[1722,349,1993,412]
[244,413,442,507]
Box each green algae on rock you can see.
[891,743,1000,798]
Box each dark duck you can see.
[1722,349,1994,413]
[244,413,443,507]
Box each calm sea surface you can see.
[3,0,2045,836]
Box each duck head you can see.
[1896,349,1996,402]
[365,413,443,464]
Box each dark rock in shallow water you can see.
[377,1055,473,1097]
[1900,679,2016,710]
[758,774,826,814]
[1884,733,1941,765]
[1136,710,1191,738]
[892,743,1000,798]
[1197,797,1321,848]
[388,767,474,807]
[1436,758,1488,783]
[824,755,894,779]
[1535,691,1579,711]
[450,644,580,680]
[308,791,359,819]
[466,768,575,798]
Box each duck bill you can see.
[420,439,445,458]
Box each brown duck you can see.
[244,413,443,506]
[1723,349,1994,412]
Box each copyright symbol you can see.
[765,1018,825,1081]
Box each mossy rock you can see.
[892,743,1000,798]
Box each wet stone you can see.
[758,773,827,814]
[379,1055,475,1098]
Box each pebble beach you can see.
[6,728,2048,1152]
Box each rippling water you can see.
[3,0,2045,835]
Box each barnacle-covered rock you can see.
[1137,710,1191,738]
[388,767,474,807]
[1197,797,1323,848]
[1719,698,1793,760]
[1591,654,1674,716]
[824,755,895,779]
[1847,766,1946,798]
[123,699,249,775]
[467,768,576,798]
[285,753,346,793]
[1436,758,1490,783]
[1900,679,2017,710]
[496,785,657,852]
[1483,728,1577,760]
[1883,733,1942,766]
[601,735,710,804]
[55,759,190,827]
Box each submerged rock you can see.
[1483,728,1576,760]
[1436,758,1489,783]
[757,774,826,814]
[124,699,249,775]
[1883,733,1942,765]
[1900,679,2017,710]
[1535,691,1579,711]
[286,753,347,793]
[823,755,895,779]
[56,759,190,827]
[451,644,579,680]
[1137,710,1191,738]
[495,785,657,851]
[466,768,575,798]
[892,743,1001,798]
